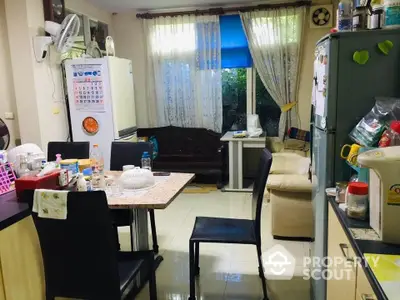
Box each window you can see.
[255,71,281,136]
[220,15,280,135]
[222,68,247,132]
[89,19,109,51]
[250,14,302,46]
[150,23,196,55]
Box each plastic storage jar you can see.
[346,182,369,220]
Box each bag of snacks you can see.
[349,97,400,147]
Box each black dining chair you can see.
[22,190,157,300]
[110,142,159,253]
[47,141,90,160]
[188,148,272,300]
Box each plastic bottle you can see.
[141,151,152,171]
[55,154,62,168]
[378,121,400,147]
[338,0,353,31]
[346,182,369,220]
[82,168,93,191]
[90,144,105,189]
[77,174,88,191]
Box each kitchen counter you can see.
[329,197,400,300]
[0,191,30,231]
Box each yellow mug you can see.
[341,144,362,165]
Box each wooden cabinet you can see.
[327,204,378,300]
[0,216,45,300]
[0,258,5,300]
[356,265,377,300]
[327,204,357,300]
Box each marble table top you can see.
[105,171,195,209]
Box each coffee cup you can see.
[341,144,362,166]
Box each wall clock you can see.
[43,0,65,24]
[310,5,333,29]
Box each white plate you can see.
[325,187,336,196]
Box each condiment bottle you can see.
[346,182,369,220]
[378,121,400,147]
[77,174,88,192]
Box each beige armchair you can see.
[266,153,313,240]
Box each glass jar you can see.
[346,182,369,220]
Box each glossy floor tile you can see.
[121,191,312,300]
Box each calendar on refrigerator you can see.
[71,64,105,112]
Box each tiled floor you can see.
[118,191,312,300]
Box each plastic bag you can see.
[349,97,400,147]
[119,168,155,189]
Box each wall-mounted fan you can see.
[33,14,80,62]
[0,119,10,150]
[310,5,333,28]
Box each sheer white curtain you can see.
[240,7,306,139]
[143,15,222,132]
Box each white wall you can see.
[3,0,114,151]
[112,10,149,127]
[0,0,19,147]
[297,0,337,129]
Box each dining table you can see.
[105,171,195,295]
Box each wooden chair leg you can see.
[149,209,159,254]
[189,240,196,300]
[256,244,269,300]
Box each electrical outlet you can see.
[4,112,14,120]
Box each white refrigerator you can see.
[65,57,137,169]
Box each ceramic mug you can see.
[341,144,362,165]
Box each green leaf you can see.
[378,40,394,55]
[353,50,369,65]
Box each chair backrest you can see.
[252,149,273,240]
[22,190,121,300]
[47,141,90,161]
[110,142,153,171]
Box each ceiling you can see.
[87,0,268,12]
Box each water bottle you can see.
[338,0,353,31]
[141,151,152,171]
[90,144,105,189]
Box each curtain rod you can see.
[136,1,311,19]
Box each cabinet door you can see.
[327,205,357,300]
[0,217,45,300]
[0,258,5,300]
[356,265,377,300]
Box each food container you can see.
[78,159,91,172]
[384,0,400,28]
[368,5,385,29]
[346,182,369,220]
[353,6,368,31]
[60,159,79,176]
[336,181,348,203]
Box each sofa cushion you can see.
[267,174,312,193]
[270,153,310,175]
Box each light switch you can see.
[4,112,14,120]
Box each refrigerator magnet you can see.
[353,50,369,65]
[378,40,393,55]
